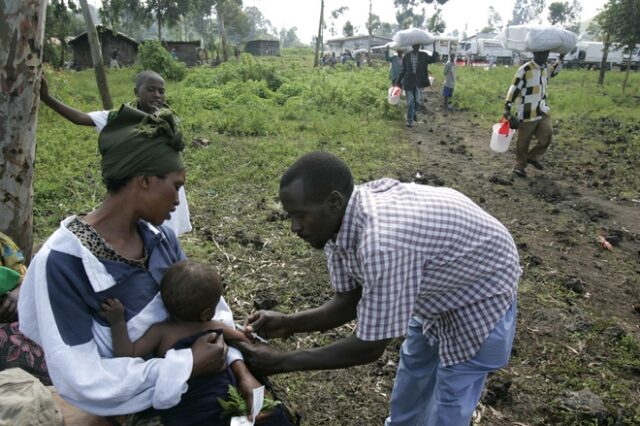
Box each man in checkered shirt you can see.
[504,50,565,178]
[236,152,521,425]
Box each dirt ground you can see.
[400,88,640,425]
[219,89,640,426]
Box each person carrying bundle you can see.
[503,50,564,177]
[396,44,436,128]
[498,25,576,177]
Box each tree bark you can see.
[216,2,228,61]
[367,0,372,65]
[157,9,163,41]
[622,52,631,91]
[598,33,610,85]
[79,0,112,110]
[0,0,48,261]
[314,0,324,67]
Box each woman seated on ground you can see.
[17,105,264,424]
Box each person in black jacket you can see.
[396,44,437,127]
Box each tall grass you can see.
[35,58,640,239]
[35,54,411,240]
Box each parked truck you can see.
[563,41,625,70]
[621,45,640,71]
[459,38,513,65]
[432,36,459,61]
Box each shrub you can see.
[43,42,61,68]
[137,40,186,81]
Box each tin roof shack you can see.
[244,40,280,56]
[163,41,200,66]
[68,25,138,70]
[325,35,391,57]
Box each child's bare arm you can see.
[101,298,162,358]
[208,320,252,343]
[40,74,96,126]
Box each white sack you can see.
[496,25,577,53]
[392,28,435,48]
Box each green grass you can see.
[33,51,640,425]
[35,55,413,241]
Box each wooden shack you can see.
[244,40,280,57]
[162,41,200,66]
[68,25,138,70]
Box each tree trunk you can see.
[59,39,66,69]
[216,3,228,62]
[622,54,631,92]
[367,0,372,65]
[0,0,48,261]
[598,33,610,85]
[79,0,112,110]
[314,0,324,67]
[157,10,163,41]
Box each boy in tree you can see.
[39,71,192,236]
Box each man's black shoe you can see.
[527,159,545,170]
[406,122,413,128]
[513,168,527,178]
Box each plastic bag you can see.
[496,25,577,53]
[392,28,435,48]
[388,86,401,105]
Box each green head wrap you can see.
[99,104,184,182]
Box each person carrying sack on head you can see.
[396,44,437,128]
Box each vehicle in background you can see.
[432,37,459,62]
[620,45,640,71]
[459,38,513,65]
[563,41,625,70]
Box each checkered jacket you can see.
[505,60,561,122]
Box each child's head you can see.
[133,70,166,113]
[161,260,223,322]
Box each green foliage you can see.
[426,9,446,35]
[44,0,84,68]
[43,42,62,68]
[509,0,546,25]
[608,0,640,51]
[216,385,281,419]
[137,40,186,81]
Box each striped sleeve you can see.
[505,65,527,107]
[549,60,562,78]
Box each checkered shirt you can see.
[324,179,521,366]
[410,51,418,74]
[505,60,561,122]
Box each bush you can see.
[137,40,186,81]
[43,42,62,68]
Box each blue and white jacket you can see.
[18,216,242,415]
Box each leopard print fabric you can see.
[66,217,148,268]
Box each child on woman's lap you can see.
[101,260,250,359]
[101,260,291,425]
